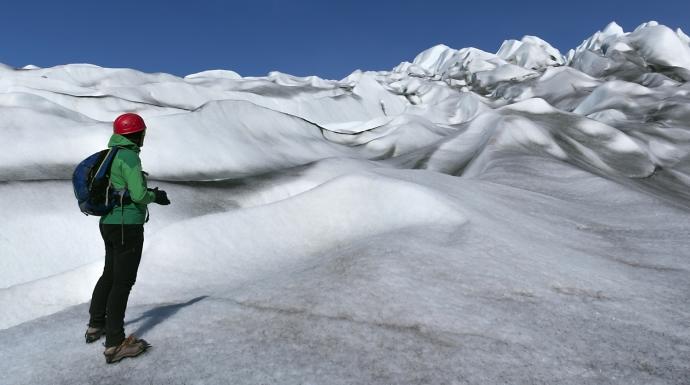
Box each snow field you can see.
[2,158,689,384]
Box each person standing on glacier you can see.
[84,113,171,364]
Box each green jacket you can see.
[100,134,156,225]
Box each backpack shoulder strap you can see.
[94,147,121,180]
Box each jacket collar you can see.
[107,134,140,153]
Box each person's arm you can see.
[119,151,155,204]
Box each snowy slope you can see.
[0,21,689,385]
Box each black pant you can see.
[88,223,144,347]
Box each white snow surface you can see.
[1,21,689,385]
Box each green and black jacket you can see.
[100,134,155,225]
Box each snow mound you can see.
[135,171,467,301]
[627,24,690,70]
[497,35,565,69]
[184,69,242,80]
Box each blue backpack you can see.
[72,147,129,216]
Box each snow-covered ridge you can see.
[0,21,688,185]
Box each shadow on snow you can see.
[125,296,208,337]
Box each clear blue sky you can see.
[1,0,688,80]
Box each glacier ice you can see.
[0,20,689,385]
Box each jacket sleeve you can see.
[119,150,155,204]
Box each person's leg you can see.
[104,225,144,347]
[88,223,114,328]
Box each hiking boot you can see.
[85,326,105,343]
[103,334,151,364]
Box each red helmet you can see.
[113,113,146,135]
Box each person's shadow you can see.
[125,296,208,337]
